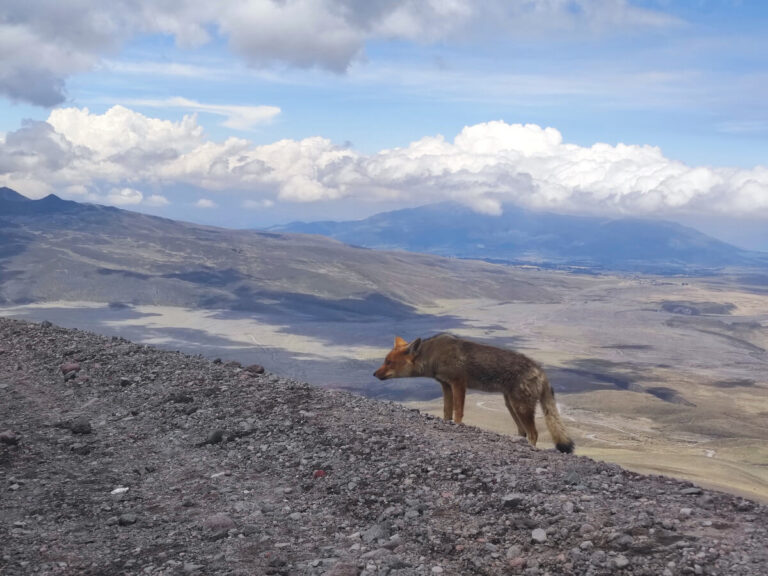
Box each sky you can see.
[1,0,768,249]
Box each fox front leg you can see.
[452,382,467,424]
[439,380,454,421]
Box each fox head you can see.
[374,336,422,380]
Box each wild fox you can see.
[374,334,574,453]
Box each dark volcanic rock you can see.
[0,317,767,576]
[68,416,92,435]
[246,363,265,375]
[0,429,19,445]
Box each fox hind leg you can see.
[516,404,538,447]
[439,381,454,421]
[452,382,466,424]
[503,393,527,438]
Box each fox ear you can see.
[394,336,408,349]
[406,338,422,356]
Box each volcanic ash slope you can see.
[0,318,766,576]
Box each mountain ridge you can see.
[272,202,768,274]
[0,188,558,314]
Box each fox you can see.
[374,334,574,453]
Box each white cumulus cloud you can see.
[145,194,170,207]
[195,198,217,208]
[1,106,767,220]
[107,187,144,206]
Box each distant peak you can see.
[0,187,31,202]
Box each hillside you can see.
[0,189,558,315]
[274,203,768,274]
[2,318,767,575]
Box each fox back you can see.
[375,333,542,394]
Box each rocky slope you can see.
[1,318,766,576]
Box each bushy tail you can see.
[539,377,574,454]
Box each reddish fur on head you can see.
[374,336,421,380]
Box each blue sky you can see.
[1,1,768,248]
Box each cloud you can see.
[2,106,767,219]
[107,187,144,205]
[195,198,217,208]
[243,198,275,209]
[125,97,281,131]
[1,1,679,106]
[145,194,170,207]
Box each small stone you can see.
[69,417,92,435]
[118,513,138,526]
[562,501,574,514]
[202,513,235,533]
[531,528,547,543]
[326,562,359,576]
[313,469,327,479]
[41,320,52,328]
[203,430,225,445]
[681,487,702,495]
[502,493,525,508]
[60,362,81,375]
[679,507,693,519]
[106,516,119,526]
[579,523,595,535]
[0,430,19,446]
[246,364,265,375]
[564,470,581,484]
[363,523,390,543]
[361,548,392,560]
[71,443,91,455]
[506,545,523,559]
[614,555,630,568]
[431,567,443,574]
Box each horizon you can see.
[5,184,768,256]
[2,1,768,250]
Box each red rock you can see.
[313,470,327,479]
[60,362,81,374]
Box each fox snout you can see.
[373,366,391,380]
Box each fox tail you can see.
[539,376,574,454]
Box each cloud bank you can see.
[1,0,678,106]
[0,105,766,218]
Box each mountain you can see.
[273,203,768,274]
[0,186,31,202]
[4,318,766,574]
[0,189,556,314]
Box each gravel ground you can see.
[1,317,766,575]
